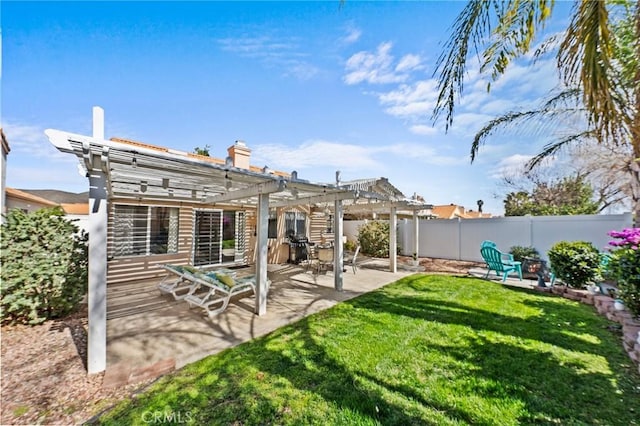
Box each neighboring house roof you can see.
[6,188,59,206]
[61,203,89,215]
[17,189,88,204]
[432,204,492,219]
[432,204,462,219]
[6,188,90,215]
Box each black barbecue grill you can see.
[288,235,309,264]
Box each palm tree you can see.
[433,0,640,219]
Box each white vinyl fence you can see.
[346,213,633,262]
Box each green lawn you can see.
[97,275,640,425]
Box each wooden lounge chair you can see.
[183,271,261,318]
[480,244,522,282]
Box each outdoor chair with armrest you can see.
[480,245,523,282]
[343,245,361,274]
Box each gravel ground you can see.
[0,258,480,424]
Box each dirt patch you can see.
[400,256,485,275]
[0,306,148,425]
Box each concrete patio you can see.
[105,259,413,379]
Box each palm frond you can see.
[471,88,585,162]
[558,0,628,143]
[527,130,595,170]
[432,0,495,130]
[482,0,555,80]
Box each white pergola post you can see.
[413,210,419,260]
[389,206,397,273]
[86,107,108,375]
[87,168,108,374]
[333,199,344,291]
[255,192,269,315]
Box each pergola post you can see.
[389,206,397,273]
[333,199,344,291]
[255,192,269,315]
[86,107,108,375]
[413,209,419,260]
[87,167,108,374]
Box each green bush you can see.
[357,220,391,258]
[1,207,88,325]
[607,228,640,317]
[509,245,540,262]
[547,241,601,288]
[344,239,357,252]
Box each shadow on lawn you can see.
[343,278,640,424]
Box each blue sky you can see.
[2,1,573,215]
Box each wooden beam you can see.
[205,179,286,203]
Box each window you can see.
[268,210,278,239]
[284,211,306,239]
[113,205,179,257]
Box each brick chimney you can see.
[227,140,251,169]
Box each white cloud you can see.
[409,124,437,136]
[344,42,411,85]
[217,35,319,81]
[253,140,381,171]
[395,54,422,72]
[1,121,70,161]
[341,26,362,44]
[489,154,533,178]
[377,79,438,119]
[374,143,466,166]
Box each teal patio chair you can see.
[480,244,523,282]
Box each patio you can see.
[105,259,414,376]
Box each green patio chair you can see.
[480,245,523,282]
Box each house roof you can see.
[432,204,461,219]
[16,189,88,204]
[5,188,59,206]
[432,204,491,219]
[61,203,90,215]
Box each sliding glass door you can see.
[193,209,245,266]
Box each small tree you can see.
[547,241,601,288]
[504,173,600,216]
[1,207,88,325]
[357,221,391,258]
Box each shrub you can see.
[607,228,640,317]
[344,239,357,252]
[547,241,601,288]
[1,207,88,325]
[357,220,391,258]
[509,245,540,262]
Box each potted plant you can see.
[410,253,419,266]
[509,246,541,273]
[222,239,235,257]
